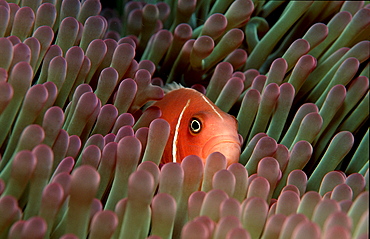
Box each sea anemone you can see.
[0,0,369,238]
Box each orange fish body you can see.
[151,87,241,166]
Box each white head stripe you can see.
[172,99,191,162]
[200,95,224,121]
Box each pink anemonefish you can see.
[151,85,241,166]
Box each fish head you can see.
[177,110,241,166]
[152,87,241,165]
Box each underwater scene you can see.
[0,0,369,238]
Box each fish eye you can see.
[190,118,202,134]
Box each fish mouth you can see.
[202,135,241,165]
